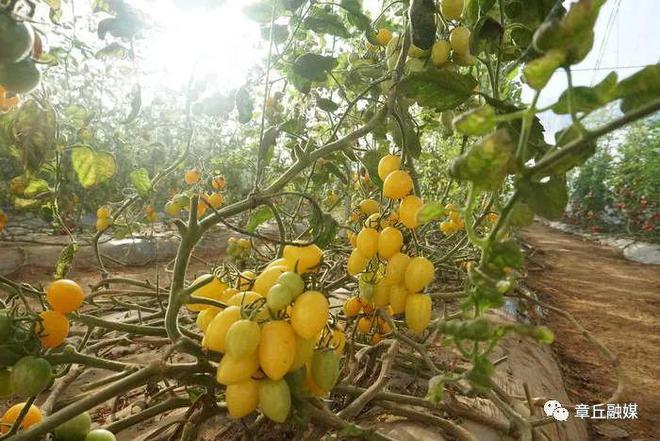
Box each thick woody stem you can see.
[339,340,400,419]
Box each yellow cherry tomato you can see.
[343,296,362,317]
[383,170,413,199]
[405,293,432,334]
[259,320,297,380]
[36,310,69,349]
[187,275,229,311]
[388,284,409,314]
[347,248,369,276]
[356,228,379,258]
[377,154,401,180]
[226,378,259,419]
[184,168,200,185]
[1,403,43,434]
[204,306,241,352]
[47,279,85,314]
[282,244,323,274]
[384,252,410,284]
[376,28,393,46]
[399,195,424,229]
[358,198,380,216]
[291,291,329,339]
[404,257,435,293]
[377,226,403,259]
[216,351,260,385]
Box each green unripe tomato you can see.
[431,40,451,66]
[450,26,471,55]
[440,0,464,21]
[224,319,261,358]
[277,272,305,298]
[267,283,293,312]
[85,430,117,441]
[10,356,52,398]
[258,379,291,423]
[532,20,564,53]
[310,349,339,391]
[54,411,92,441]
[284,366,309,398]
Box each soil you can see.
[522,223,660,441]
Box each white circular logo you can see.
[543,400,562,417]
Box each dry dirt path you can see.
[522,223,660,441]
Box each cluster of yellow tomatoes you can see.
[40,279,84,348]
[226,236,251,261]
[379,0,474,70]
[433,0,474,66]
[164,170,226,218]
[0,280,114,439]
[345,153,434,339]
[439,203,466,235]
[189,244,344,422]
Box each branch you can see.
[527,98,660,177]
[301,400,398,441]
[339,340,399,419]
[378,401,478,441]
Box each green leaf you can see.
[509,202,534,227]
[523,49,566,90]
[360,150,384,187]
[54,242,77,280]
[323,161,349,185]
[260,127,280,165]
[95,42,129,59]
[236,87,254,124]
[310,212,338,249]
[389,105,421,159]
[416,202,448,224]
[23,179,50,198]
[71,145,117,188]
[518,174,568,220]
[339,0,370,31]
[409,0,436,50]
[247,207,274,233]
[398,70,477,111]
[466,355,494,391]
[130,168,151,198]
[261,24,289,44]
[486,239,524,270]
[471,15,504,54]
[426,375,445,403]
[616,64,660,113]
[545,124,596,175]
[450,129,514,191]
[303,10,350,38]
[552,72,618,114]
[283,0,305,11]
[453,105,496,136]
[316,98,339,112]
[243,1,284,23]
[293,54,337,82]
